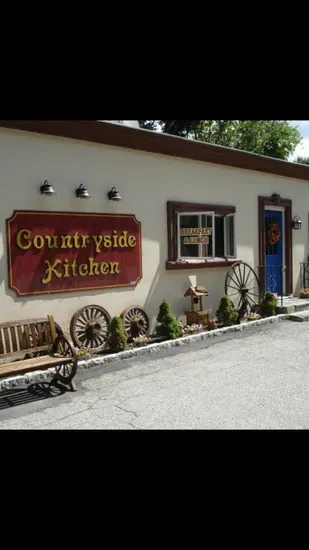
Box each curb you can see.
[0,313,288,392]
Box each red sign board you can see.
[7,210,142,297]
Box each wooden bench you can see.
[0,315,78,392]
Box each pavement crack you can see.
[115,404,138,419]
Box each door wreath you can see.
[267,223,281,245]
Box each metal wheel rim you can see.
[70,305,111,352]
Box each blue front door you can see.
[264,210,283,295]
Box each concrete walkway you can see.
[1,321,309,429]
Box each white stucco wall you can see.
[0,127,308,331]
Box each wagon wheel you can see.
[70,305,111,353]
[53,335,77,386]
[225,261,260,318]
[24,322,63,359]
[120,306,150,340]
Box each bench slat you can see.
[3,328,11,354]
[0,355,72,378]
[17,326,24,350]
[44,323,50,345]
[10,327,18,352]
[0,344,50,360]
[30,324,38,347]
[23,325,31,349]
[36,323,44,345]
[0,318,48,330]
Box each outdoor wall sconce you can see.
[76,183,90,199]
[292,215,302,230]
[107,187,122,201]
[40,180,55,196]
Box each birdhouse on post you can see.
[184,284,211,326]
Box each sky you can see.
[291,120,309,160]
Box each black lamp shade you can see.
[40,180,55,196]
[76,183,90,199]
[107,187,122,201]
[292,215,302,230]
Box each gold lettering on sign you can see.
[16,229,32,250]
[92,235,103,253]
[42,260,63,284]
[45,235,58,249]
[15,229,137,251]
[33,235,45,249]
[60,235,73,249]
[88,257,100,276]
[110,262,120,274]
[41,258,121,284]
[79,263,88,276]
[81,235,90,248]
[100,263,110,275]
[128,236,136,247]
[180,228,212,236]
[103,235,112,248]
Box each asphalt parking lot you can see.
[1,320,309,429]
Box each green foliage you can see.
[138,120,302,161]
[216,295,239,326]
[157,312,181,340]
[295,156,309,165]
[157,298,172,324]
[259,291,278,318]
[108,316,128,352]
[156,299,180,339]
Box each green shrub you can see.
[259,291,278,318]
[157,298,172,323]
[157,312,181,340]
[156,299,181,339]
[216,295,239,326]
[108,316,128,352]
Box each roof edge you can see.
[0,120,309,182]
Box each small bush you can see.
[157,299,172,324]
[259,291,278,318]
[216,295,238,327]
[108,316,128,352]
[158,312,181,339]
[156,299,181,340]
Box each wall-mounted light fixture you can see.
[40,180,55,196]
[76,183,90,199]
[107,187,122,201]
[292,215,302,230]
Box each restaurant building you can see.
[1,120,309,331]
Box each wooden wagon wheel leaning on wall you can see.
[225,261,261,319]
[120,306,150,341]
[24,322,64,359]
[70,305,111,353]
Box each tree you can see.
[138,120,302,161]
[295,156,309,165]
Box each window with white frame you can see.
[177,210,235,260]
